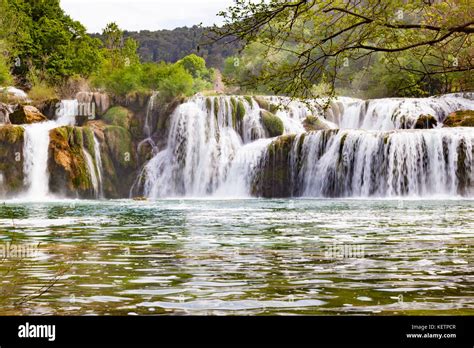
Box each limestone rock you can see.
[9,105,47,124]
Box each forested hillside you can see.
[93,26,241,69]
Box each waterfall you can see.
[143,96,276,198]
[281,128,473,197]
[137,92,159,156]
[21,100,79,199]
[83,148,99,197]
[22,121,58,199]
[93,135,104,198]
[325,94,474,130]
[141,94,474,199]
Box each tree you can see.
[214,0,473,98]
[177,54,208,78]
[0,0,103,86]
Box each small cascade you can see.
[215,138,273,197]
[93,135,104,198]
[21,99,79,199]
[137,92,159,155]
[83,148,100,197]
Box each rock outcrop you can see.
[414,114,438,129]
[261,110,284,137]
[443,110,474,127]
[48,126,96,198]
[9,105,47,124]
[0,125,25,196]
[252,134,303,197]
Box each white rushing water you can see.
[93,135,104,198]
[142,94,474,199]
[325,93,474,130]
[83,148,99,196]
[22,100,78,199]
[288,128,474,197]
[22,121,58,199]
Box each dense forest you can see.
[93,26,241,69]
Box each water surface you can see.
[0,199,472,315]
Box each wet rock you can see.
[9,105,47,124]
[443,110,474,127]
[252,134,301,197]
[0,125,25,196]
[303,115,335,131]
[76,91,110,117]
[261,110,284,137]
[0,103,13,124]
[48,126,95,198]
[414,114,438,129]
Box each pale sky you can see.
[61,0,236,33]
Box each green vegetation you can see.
[102,106,131,129]
[444,110,474,127]
[218,0,473,98]
[0,3,215,100]
[261,110,284,137]
[96,25,241,68]
[0,0,103,86]
[92,23,213,99]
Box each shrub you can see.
[102,106,131,129]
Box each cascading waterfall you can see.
[287,128,473,197]
[142,96,279,197]
[22,121,58,199]
[142,93,474,199]
[22,100,78,199]
[325,93,474,130]
[138,91,159,155]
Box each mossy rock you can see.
[254,96,279,113]
[0,125,24,143]
[303,115,332,131]
[261,110,284,137]
[252,134,297,198]
[414,114,438,129]
[205,97,212,112]
[104,126,136,169]
[255,96,270,110]
[443,110,474,127]
[0,125,25,195]
[102,106,132,129]
[236,100,246,121]
[213,97,219,120]
[48,126,94,197]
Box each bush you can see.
[102,106,131,129]
[28,81,58,102]
[0,55,13,86]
